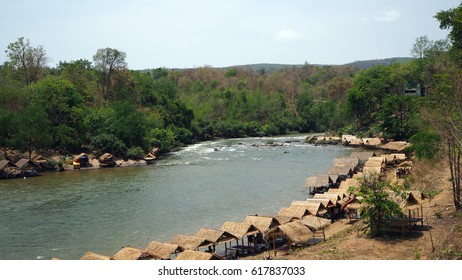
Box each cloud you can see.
[275,29,302,42]
[373,10,400,22]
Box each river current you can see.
[0,134,353,259]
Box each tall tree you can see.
[4,37,48,85]
[411,35,433,58]
[93,48,127,99]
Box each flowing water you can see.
[0,134,353,260]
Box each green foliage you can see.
[147,128,176,153]
[90,133,127,156]
[409,131,442,160]
[126,146,145,160]
[356,178,405,237]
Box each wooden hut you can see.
[290,201,328,217]
[304,174,333,194]
[111,247,150,260]
[99,153,116,167]
[0,159,21,178]
[333,157,359,172]
[350,151,377,166]
[80,251,110,260]
[195,227,237,245]
[243,215,280,234]
[175,250,223,260]
[278,206,312,220]
[312,193,341,205]
[15,158,40,173]
[328,165,354,181]
[265,220,313,251]
[169,234,214,251]
[363,138,382,147]
[144,241,181,260]
[301,215,332,241]
[220,222,260,241]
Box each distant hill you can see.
[216,57,415,73]
[343,57,415,70]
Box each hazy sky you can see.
[1,0,460,69]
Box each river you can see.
[0,134,353,260]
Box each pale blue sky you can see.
[1,0,460,69]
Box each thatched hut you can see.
[0,159,21,178]
[301,215,331,241]
[265,220,313,250]
[144,241,181,260]
[290,201,328,217]
[350,151,377,165]
[243,215,280,233]
[380,141,411,152]
[169,234,214,251]
[278,206,312,220]
[80,251,110,260]
[363,138,382,147]
[175,250,223,260]
[99,153,116,167]
[333,157,359,171]
[328,165,354,180]
[111,247,150,260]
[304,174,333,194]
[339,178,362,191]
[220,222,260,241]
[194,227,237,245]
[16,158,40,172]
[312,193,341,205]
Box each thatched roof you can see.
[278,207,312,219]
[326,188,347,197]
[333,157,359,167]
[328,165,353,177]
[339,178,362,190]
[0,160,16,170]
[175,250,223,260]
[32,155,47,163]
[144,241,181,259]
[363,166,382,177]
[307,193,342,208]
[291,201,328,216]
[304,174,332,188]
[15,158,39,169]
[265,220,313,244]
[392,153,406,161]
[301,215,332,231]
[381,141,411,152]
[364,157,386,167]
[363,138,382,147]
[99,153,114,161]
[80,251,110,260]
[350,151,377,163]
[406,191,425,205]
[220,222,260,239]
[169,235,214,251]
[243,215,280,233]
[111,247,147,260]
[194,227,237,244]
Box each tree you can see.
[4,37,48,85]
[29,76,85,150]
[435,4,462,50]
[411,36,433,58]
[14,105,53,159]
[93,48,127,99]
[354,176,404,237]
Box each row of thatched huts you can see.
[0,158,41,179]
[74,140,420,260]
